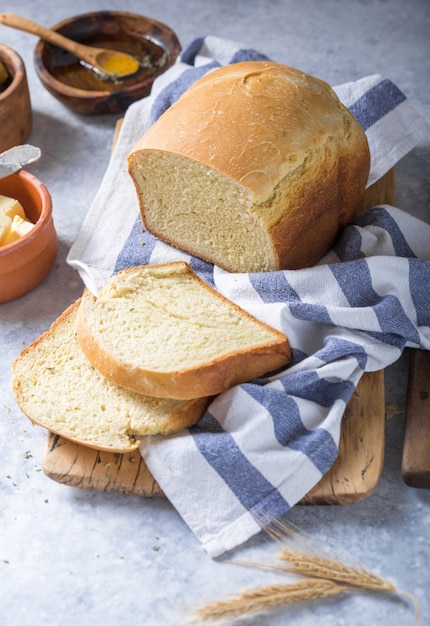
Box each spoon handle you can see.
[0,13,92,59]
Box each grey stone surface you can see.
[1,1,429,625]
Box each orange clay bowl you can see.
[0,170,57,303]
[33,11,181,115]
[0,43,32,152]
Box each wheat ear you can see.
[277,548,394,591]
[232,516,420,620]
[190,578,346,623]
[190,516,420,623]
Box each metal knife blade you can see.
[0,144,41,180]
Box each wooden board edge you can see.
[43,434,164,497]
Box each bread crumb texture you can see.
[76,262,291,399]
[93,264,283,369]
[12,300,207,452]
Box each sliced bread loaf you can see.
[12,299,209,452]
[128,61,370,273]
[76,262,291,399]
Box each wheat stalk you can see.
[189,516,420,623]
[190,578,346,623]
[232,516,420,620]
[230,554,394,592]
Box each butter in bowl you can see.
[0,163,57,304]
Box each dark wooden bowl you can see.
[33,11,181,115]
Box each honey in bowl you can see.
[34,12,181,114]
[48,33,169,92]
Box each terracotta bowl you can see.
[0,44,32,152]
[33,11,181,115]
[0,170,57,303]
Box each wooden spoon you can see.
[0,13,140,80]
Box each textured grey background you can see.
[1,2,429,625]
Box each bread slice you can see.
[76,262,291,399]
[12,299,209,453]
[128,61,370,273]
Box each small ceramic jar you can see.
[0,43,32,152]
[0,170,57,303]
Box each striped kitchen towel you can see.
[67,36,430,557]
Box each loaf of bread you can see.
[12,299,209,452]
[76,262,291,399]
[128,61,370,273]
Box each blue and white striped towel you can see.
[67,36,430,557]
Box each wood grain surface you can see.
[402,349,430,488]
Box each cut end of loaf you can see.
[76,262,292,399]
[129,150,278,273]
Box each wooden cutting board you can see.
[42,131,397,504]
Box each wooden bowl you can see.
[0,170,57,303]
[0,44,32,152]
[33,11,181,115]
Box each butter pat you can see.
[0,194,34,247]
[0,194,26,220]
[3,214,34,245]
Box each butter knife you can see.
[0,144,41,179]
